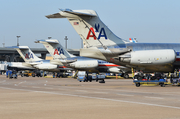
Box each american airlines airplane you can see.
[35,39,130,78]
[2,61,35,71]
[11,46,69,72]
[46,9,180,73]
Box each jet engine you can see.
[34,63,58,70]
[119,49,176,65]
[106,67,120,73]
[69,60,98,69]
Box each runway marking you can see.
[65,86,180,97]
[0,80,6,83]
[18,82,24,85]
[21,86,27,87]
[117,94,134,96]
[144,96,164,100]
[93,92,109,94]
[58,88,68,90]
[45,88,53,89]
[1,86,180,110]
[32,86,40,89]
[75,90,88,92]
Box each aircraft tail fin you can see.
[11,46,42,63]
[35,39,75,59]
[129,38,137,43]
[46,9,126,49]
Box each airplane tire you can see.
[123,74,129,79]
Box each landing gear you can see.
[123,73,129,79]
[121,73,129,79]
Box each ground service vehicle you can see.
[77,71,88,82]
[92,73,98,81]
[133,79,167,87]
[6,70,17,79]
[21,70,35,77]
[98,74,106,83]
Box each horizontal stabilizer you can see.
[35,39,59,44]
[46,9,97,19]
[6,46,29,49]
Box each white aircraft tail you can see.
[46,9,126,48]
[13,46,42,63]
[35,39,75,59]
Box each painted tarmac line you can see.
[93,92,109,94]
[0,86,180,110]
[0,80,6,83]
[44,88,53,89]
[117,94,134,96]
[18,82,24,85]
[32,86,41,88]
[144,96,164,100]
[75,90,88,92]
[21,86,27,87]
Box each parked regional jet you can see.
[11,46,70,72]
[46,9,180,73]
[35,39,130,78]
[1,61,35,71]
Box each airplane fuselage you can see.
[59,56,125,73]
[92,43,180,72]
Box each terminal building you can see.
[0,47,80,62]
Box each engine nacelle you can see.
[107,67,120,73]
[34,63,58,70]
[130,49,176,65]
[69,60,98,69]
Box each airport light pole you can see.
[17,36,21,46]
[2,43,5,47]
[65,36,68,49]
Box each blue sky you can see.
[1,0,180,49]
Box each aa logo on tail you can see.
[86,24,107,40]
[54,47,64,55]
[25,52,34,59]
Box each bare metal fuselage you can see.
[82,43,180,73]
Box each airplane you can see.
[45,9,180,73]
[1,61,35,71]
[35,39,130,78]
[10,46,71,72]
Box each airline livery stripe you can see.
[98,64,119,67]
[58,66,67,68]
[176,58,180,61]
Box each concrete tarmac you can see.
[0,75,180,119]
